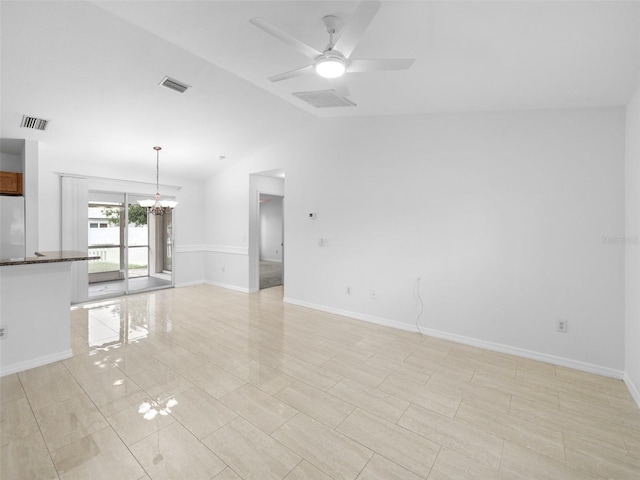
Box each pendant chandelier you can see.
[138,146,177,215]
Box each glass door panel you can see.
[88,193,126,299]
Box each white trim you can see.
[624,373,640,409]
[176,244,248,255]
[175,245,209,253]
[58,172,181,191]
[282,297,625,380]
[175,279,205,288]
[205,280,251,293]
[260,258,283,263]
[0,349,73,377]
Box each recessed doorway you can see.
[259,193,284,289]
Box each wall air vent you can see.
[292,90,356,108]
[20,115,49,131]
[159,76,191,93]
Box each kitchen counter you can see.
[0,249,98,266]
[0,250,97,376]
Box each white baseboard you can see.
[175,279,206,288]
[624,373,640,409]
[260,258,282,263]
[1,349,73,377]
[205,280,251,294]
[283,297,625,380]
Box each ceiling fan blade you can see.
[328,77,351,97]
[268,65,315,82]
[250,17,322,60]
[333,0,381,59]
[347,58,415,73]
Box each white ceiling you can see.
[1,1,639,179]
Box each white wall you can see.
[205,107,626,375]
[625,85,640,404]
[260,196,283,262]
[0,152,21,172]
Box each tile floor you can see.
[1,284,639,479]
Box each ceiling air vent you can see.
[20,115,49,131]
[159,76,191,93]
[292,90,356,108]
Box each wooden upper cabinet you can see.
[0,171,23,195]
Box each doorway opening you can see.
[87,191,173,299]
[259,193,284,289]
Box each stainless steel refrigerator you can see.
[0,196,25,259]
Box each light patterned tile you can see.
[471,372,559,408]
[321,356,389,388]
[52,426,145,480]
[564,432,640,480]
[365,353,431,384]
[220,384,298,434]
[112,344,168,376]
[170,387,237,439]
[76,367,146,417]
[509,395,628,450]
[0,396,39,445]
[63,350,119,379]
[127,363,193,399]
[379,374,461,418]
[455,401,565,462]
[20,370,85,411]
[273,413,373,480]
[357,454,423,480]
[398,403,503,470]
[500,441,601,480]
[213,468,243,480]
[0,374,25,405]
[428,371,512,414]
[153,343,206,374]
[337,409,440,478]
[130,422,226,480]
[203,417,301,480]
[0,430,58,480]
[428,448,517,480]
[182,363,246,399]
[284,460,333,480]
[6,285,640,480]
[17,361,68,382]
[275,380,354,428]
[230,359,296,395]
[35,394,109,451]
[279,358,343,391]
[329,377,410,423]
[106,401,175,446]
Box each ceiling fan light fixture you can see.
[314,53,346,79]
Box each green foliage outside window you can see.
[103,204,148,227]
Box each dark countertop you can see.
[0,250,99,266]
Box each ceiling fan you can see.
[250,0,415,98]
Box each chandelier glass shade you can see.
[138,146,177,215]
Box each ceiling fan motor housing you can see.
[315,50,347,78]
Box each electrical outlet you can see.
[557,320,568,333]
[0,325,7,339]
[346,286,351,295]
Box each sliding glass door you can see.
[87,191,173,300]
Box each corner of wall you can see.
[625,83,640,409]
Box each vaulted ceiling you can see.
[1,1,639,179]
